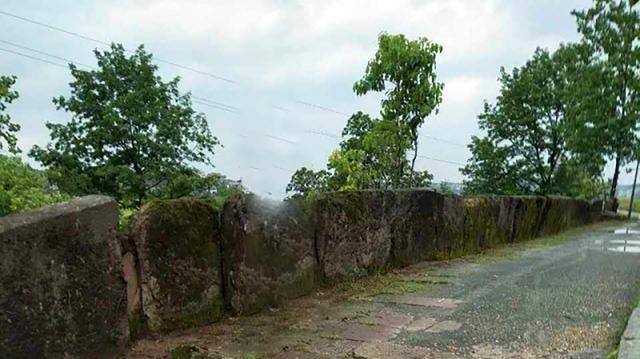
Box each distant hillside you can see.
[617,184,638,198]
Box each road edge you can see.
[618,305,640,358]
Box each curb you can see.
[618,308,640,359]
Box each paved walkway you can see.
[127,221,640,359]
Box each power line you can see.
[0,46,67,68]
[0,30,467,172]
[0,39,93,68]
[0,8,359,118]
[191,95,238,111]
[417,155,465,166]
[0,9,236,84]
[191,99,237,114]
[0,38,240,116]
[423,135,467,148]
[295,100,349,116]
[0,9,355,117]
[0,46,467,168]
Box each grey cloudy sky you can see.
[0,0,630,198]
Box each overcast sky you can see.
[0,0,631,198]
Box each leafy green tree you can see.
[353,33,444,185]
[462,137,521,195]
[154,170,244,209]
[0,75,20,153]
[0,155,67,216]
[573,0,640,198]
[463,45,596,195]
[286,167,332,199]
[30,44,219,206]
[287,33,441,197]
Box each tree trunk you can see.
[610,155,621,199]
[410,135,418,186]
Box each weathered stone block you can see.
[463,196,500,250]
[512,196,546,242]
[0,195,126,358]
[129,198,223,333]
[588,199,603,222]
[314,191,392,281]
[389,190,441,266]
[221,193,318,315]
[539,196,572,235]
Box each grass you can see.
[327,272,437,299]
[618,197,640,213]
[462,233,571,264]
[462,220,627,264]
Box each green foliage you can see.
[286,167,332,199]
[287,33,441,197]
[30,44,219,207]
[462,45,601,196]
[0,75,20,154]
[354,33,444,184]
[573,0,640,197]
[435,182,455,195]
[0,155,67,216]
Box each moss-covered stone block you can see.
[221,193,318,315]
[511,196,546,242]
[463,196,499,251]
[0,196,127,358]
[314,191,392,281]
[129,198,223,333]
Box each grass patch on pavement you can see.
[463,221,626,265]
[327,272,435,299]
[462,233,571,264]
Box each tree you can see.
[0,75,20,153]
[286,33,441,197]
[30,44,219,206]
[153,170,244,209]
[573,0,640,198]
[286,167,332,199]
[462,137,521,195]
[0,155,66,216]
[463,45,597,196]
[353,33,443,186]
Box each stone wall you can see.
[0,191,604,355]
[0,196,126,358]
[314,192,601,283]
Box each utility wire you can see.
[295,100,349,116]
[1,45,467,168]
[191,95,238,111]
[0,34,467,169]
[191,99,237,114]
[0,9,236,83]
[0,46,66,68]
[0,38,240,116]
[0,39,93,68]
[0,9,356,116]
[417,155,465,166]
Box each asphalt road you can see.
[128,221,640,359]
